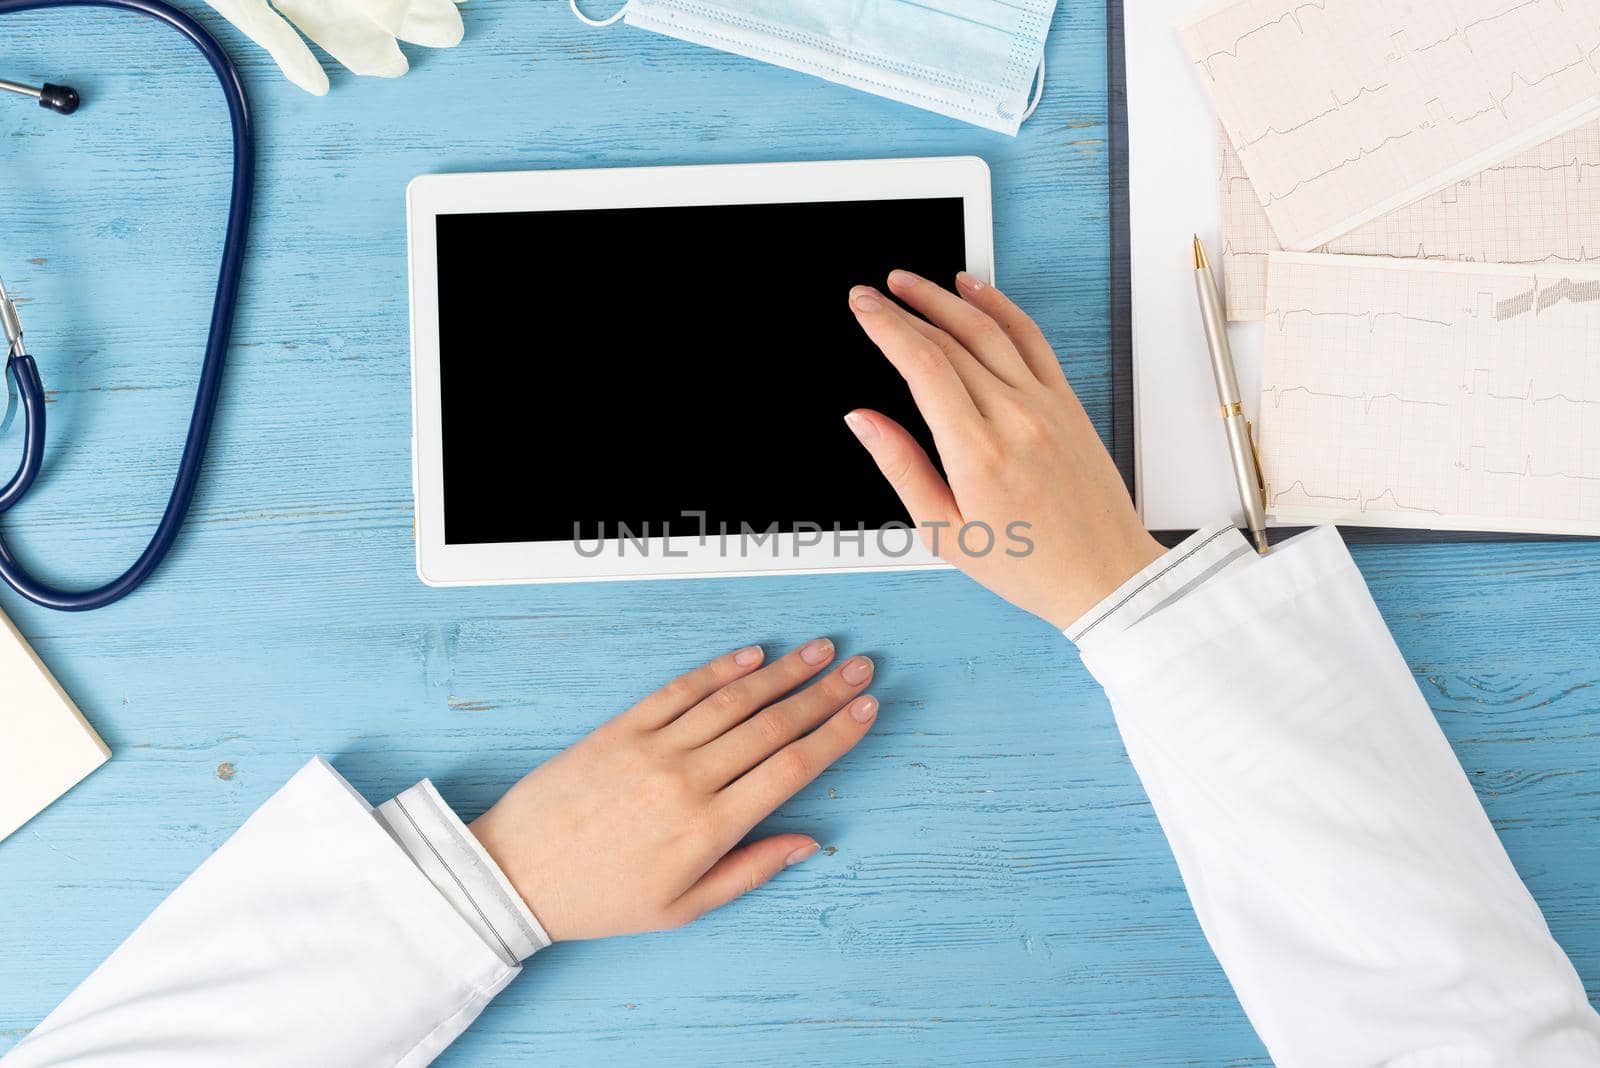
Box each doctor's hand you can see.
[846,270,1164,631]
[470,640,877,942]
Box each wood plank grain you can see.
[0,3,1594,1065]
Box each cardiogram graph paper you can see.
[1220,123,1279,320]
[1261,253,1600,534]
[1184,0,1600,253]
[1221,117,1600,321]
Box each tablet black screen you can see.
[435,197,966,545]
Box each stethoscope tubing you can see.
[0,0,253,610]
[0,352,46,512]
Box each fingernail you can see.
[841,656,873,685]
[734,645,763,667]
[957,271,985,293]
[844,411,879,445]
[850,287,883,313]
[800,638,834,665]
[888,269,919,289]
[849,696,878,724]
[786,842,820,866]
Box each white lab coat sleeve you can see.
[3,758,525,1068]
[375,779,550,965]
[1074,525,1600,1067]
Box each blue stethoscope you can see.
[0,0,252,611]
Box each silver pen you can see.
[1191,236,1269,554]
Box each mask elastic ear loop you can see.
[1019,55,1045,122]
[570,0,627,26]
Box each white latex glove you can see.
[206,0,465,95]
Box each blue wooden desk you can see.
[2,4,1597,1064]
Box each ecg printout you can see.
[1182,0,1600,252]
[1222,117,1600,320]
[1220,124,1279,319]
[1260,252,1600,534]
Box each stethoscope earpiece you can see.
[39,83,80,114]
[0,77,81,114]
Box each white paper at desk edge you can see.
[1125,0,1270,534]
[0,607,110,845]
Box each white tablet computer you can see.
[407,156,993,586]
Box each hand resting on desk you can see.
[471,638,876,941]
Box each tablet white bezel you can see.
[407,156,994,587]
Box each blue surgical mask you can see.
[570,0,1053,136]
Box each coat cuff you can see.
[1064,523,1256,647]
[377,782,552,965]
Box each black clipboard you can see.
[1104,1,1568,549]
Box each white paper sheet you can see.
[1261,252,1600,534]
[1180,0,1600,252]
[1126,0,1267,532]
